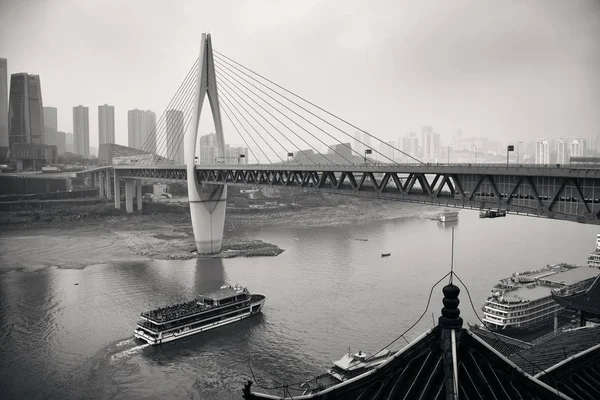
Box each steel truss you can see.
[101,165,600,225]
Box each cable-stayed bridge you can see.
[80,33,600,254]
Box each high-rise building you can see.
[225,145,248,164]
[165,109,184,163]
[401,132,419,162]
[98,104,115,145]
[8,73,45,146]
[570,138,588,158]
[73,105,89,156]
[199,132,218,164]
[127,109,156,152]
[43,106,57,149]
[535,140,550,164]
[65,132,74,153]
[421,126,434,159]
[555,139,567,165]
[54,131,66,154]
[0,58,8,148]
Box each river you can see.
[1,209,598,399]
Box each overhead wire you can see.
[213,51,421,164]
[219,101,259,163]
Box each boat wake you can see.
[109,342,150,363]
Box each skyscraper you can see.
[8,73,45,146]
[55,131,66,154]
[555,139,567,165]
[127,109,156,152]
[199,132,218,164]
[421,126,434,159]
[401,132,419,162]
[98,104,115,145]
[166,109,184,163]
[73,105,89,156]
[535,140,549,164]
[570,138,588,158]
[43,106,57,149]
[0,58,8,148]
[65,132,75,153]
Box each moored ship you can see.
[439,209,459,222]
[481,264,599,339]
[134,284,266,345]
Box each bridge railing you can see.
[192,162,598,170]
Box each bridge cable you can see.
[155,68,197,164]
[214,52,421,164]
[162,79,197,164]
[137,58,199,163]
[219,100,260,163]
[215,70,329,165]
[217,78,307,165]
[146,60,197,164]
[219,90,283,163]
[213,58,356,165]
[220,95,272,163]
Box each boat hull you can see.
[134,294,266,345]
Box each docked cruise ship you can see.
[134,285,266,345]
[587,234,600,268]
[482,264,599,337]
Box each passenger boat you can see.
[479,209,507,218]
[439,209,459,222]
[300,349,392,395]
[134,284,266,345]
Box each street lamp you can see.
[506,145,514,167]
[364,149,372,164]
[472,144,478,164]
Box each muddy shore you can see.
[0,199,441,270]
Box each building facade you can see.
[54,131,66,154]
[8,73,45,146]
[571,138,588,158]
[0,58,8,148]
[555,139,567,165]
[64,132,74,153]
[166,109,184,163]
[73,105,89,156]
[43,106,58,151]
[535,140,549,164]
[98,104,115,145]
[127,109,156,152]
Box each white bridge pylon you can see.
[185,33,228,254]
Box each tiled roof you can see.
[242,284,567,400]
[553,274,600,315]
[509,326,600,376]
[469,325,532,357]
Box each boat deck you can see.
[141,299,209,323]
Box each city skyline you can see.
[0,1,598,153]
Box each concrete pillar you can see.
[125,179,135,213]
[114,171,120,209]
[106,171,112,200]
[136,180,143,211]
[99,172,105,197]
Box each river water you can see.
[1,210,598,399]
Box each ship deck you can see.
[141,299,209,323]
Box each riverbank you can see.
[0,199,442,271]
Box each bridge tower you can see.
[185,33,228,254]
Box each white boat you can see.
[439,209,459,222]
[134,284,266,345]
[300,349,392,395]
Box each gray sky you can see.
[1,0,599,151]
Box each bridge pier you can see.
[185,33,227,254]
[125,179,135,213]
[114,171,120,209]
[106,170,112,200]
[136,180,143,211]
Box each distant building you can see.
[225,145,248,164]
[43,106,58,150]
[73,105,89,156]
[98,104,115,145]
[165,109,184,163]
[0,58,8,148]
[8,73,45,146]
[378,140,395,162]
[199,132,218,164]
[54,130,66,154]
[127,109,156,152]
[555,139,567,165]
[421,126,434,159]
[401,132,419,162]
[535,139,550,164]
[90,146,97,157]
[64,132,74,153]
[571,138,588,158]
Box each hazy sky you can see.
[1,0,599,151]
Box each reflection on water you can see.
[1,209,599,399]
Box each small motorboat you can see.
[381,253,391,257]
